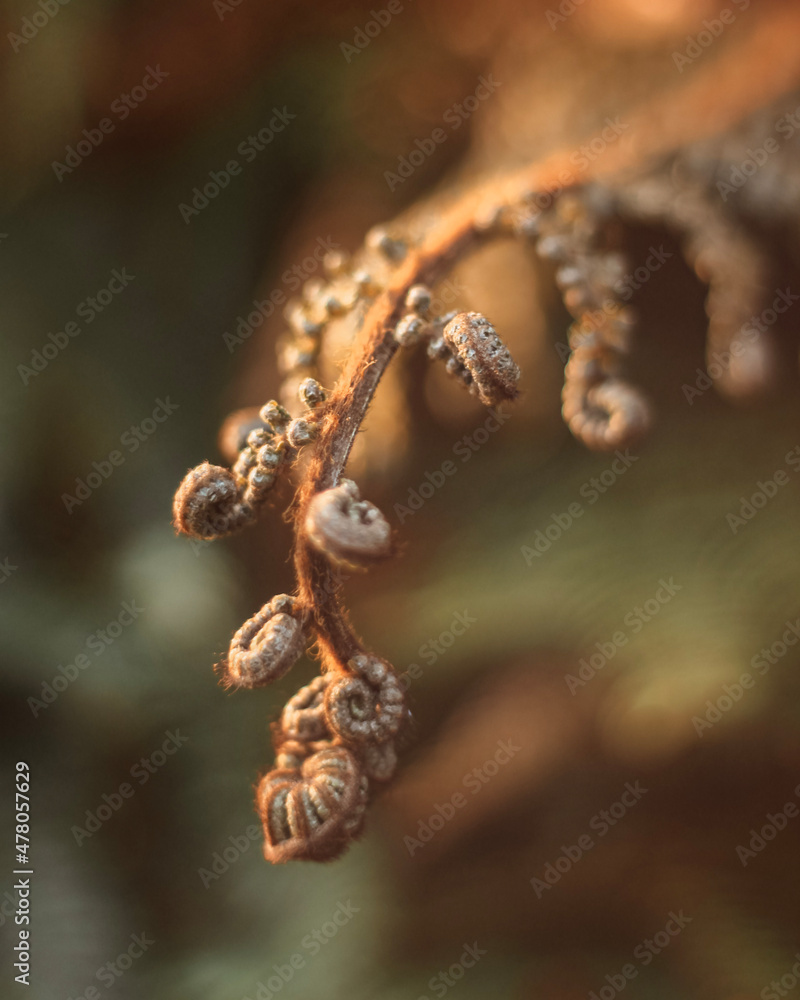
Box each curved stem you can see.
[291,8,800,670]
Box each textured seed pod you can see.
[172,462,254,539]
[286,418,317,448]
[280,675,330,742]
[304,480,391,569]
[361,740,398,782]
[256,746,366,863]
[324,654,405,744]
[260,400,291,428]
[442,312,521,407]
[298,378,326,409]
[562,377,651,451]
[223,595,306,689]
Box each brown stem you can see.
[291,6,800,670]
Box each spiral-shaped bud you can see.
[442,311,521,407]
[223,595,306,689]
[305,480,391,570]
[172,462,254,539]
[256,746,367,863]
[562,377,651,451]
[324,654,405,744]
[280,675,330,742]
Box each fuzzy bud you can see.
[172,462,254,539]
[223,595,306,689]
[324,654,405,744]
[305,479,391,569]
[442,311,521,406]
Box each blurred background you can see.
[3,1,800,997]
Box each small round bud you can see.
[394,314,425,348]
[405,285,432,315]
[247,427,274,451]
[298,378,326,409]
[323,250,350,277]
[260,400,291,428]
[366,226,406,261]
[256,443,285,470]
[286,418,317,448]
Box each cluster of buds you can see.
[172,379,327,540]
[529,187,652,451]
[256,652,404,863]
[393,284,521,408]
[277,226,409,411]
